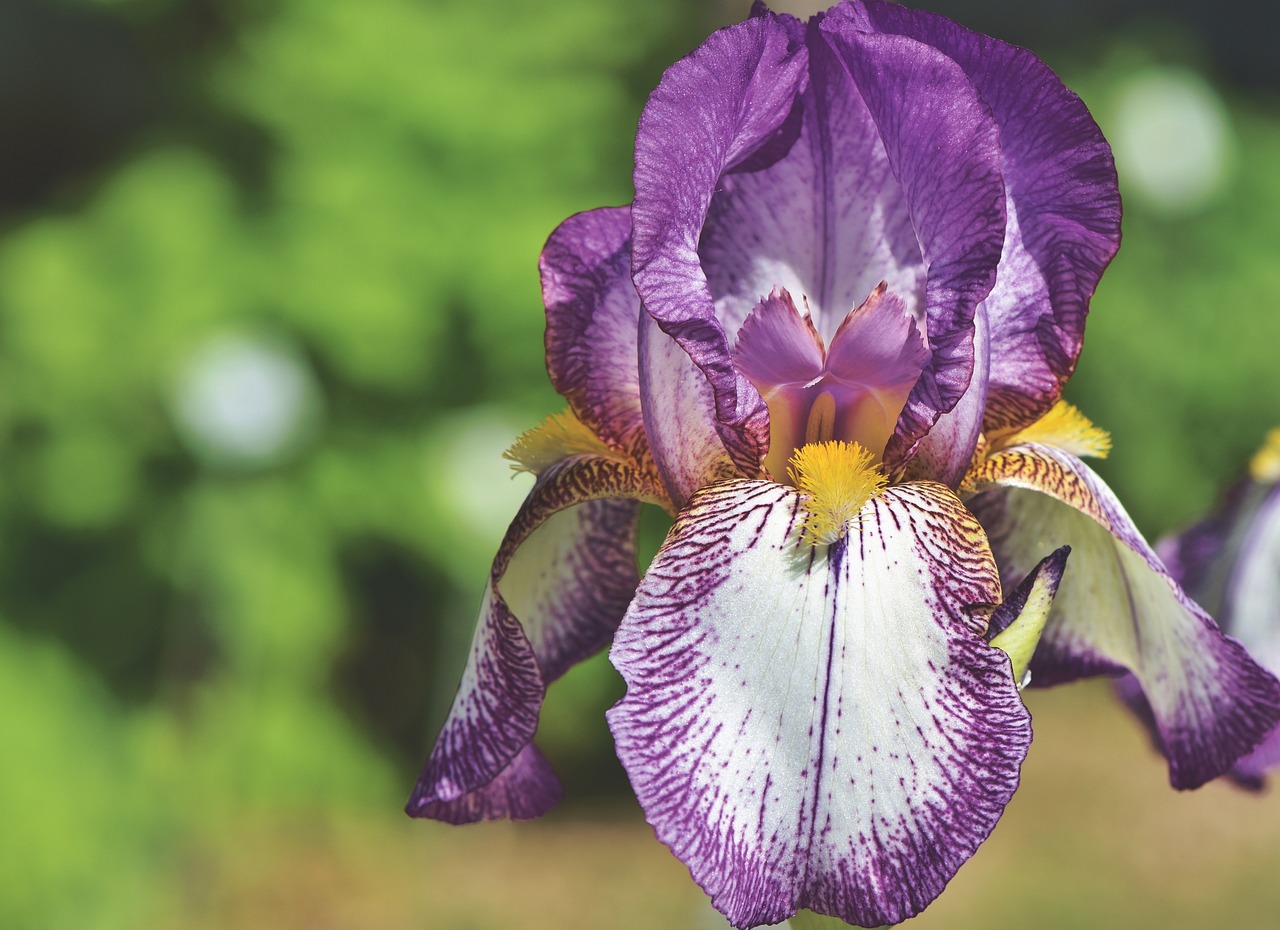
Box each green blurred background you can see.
[3,0,1279,928]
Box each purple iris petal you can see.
[542,206,650,461]
[969,443,1280,788]
[608,479,1028,928]
[638,310,736,508]
[731,288,826,390]
[407,460,642,822]
[732,284,928,479]
[818,18,1007,472]
[1149,475,1280,785]
[631,11,809,478]
[848,0,1123,433]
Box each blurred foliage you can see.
[2,0,1279,928]
[0,0,706,927]
[1064,35,1280,534]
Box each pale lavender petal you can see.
[901,303,988,488]
[632,11,808,477]
[407,458,644,821]
[608,480,1027,928]
[825,286,927,388]
[823,285,929,463]
[731,289,827,481]
[732,285,928,477]
[818,17,1007,472]
[639,310,738,509]
[968,444,1280,788]
[541,206,650,460]
[852,0,1122,432]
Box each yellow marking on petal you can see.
[1249,427,1280,483]
[504,409,618,476]
[787,440,887,547]
[804,390,837,445]
[996,400,1111,459]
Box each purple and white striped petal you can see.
[848,0,1122,433]
[542,206,652,464]
[407,457,646,822]
[607,479,1029,929]
[696,25,925,347]
[967,444,1280,788]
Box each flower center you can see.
[788,440,888,546]
[731,284,929,483]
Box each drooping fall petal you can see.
[608,479,1029,928]
[967,443,1280,788]
[407,456,653,821]
[1148,453,1280,786]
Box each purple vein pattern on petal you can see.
[819,14,1007,471]
[968,444,1280,788]
[542,206,650,461]
[855,0,1122,432]
[407,458,642,822]
[631,12,809,477]
[698,22,924,350]
[608,480,1028,929]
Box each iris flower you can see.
[408,3,1280,927]
[1118,429,1280,789]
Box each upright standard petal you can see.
[849,0,1122,433]
[408,455,652,822]
[542,206,652,463]
[632,11,809,477]
[819,17,1006,471]
[608,480,1029,928]
[966,443,1280,788]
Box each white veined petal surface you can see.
[608,479,1028,929]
